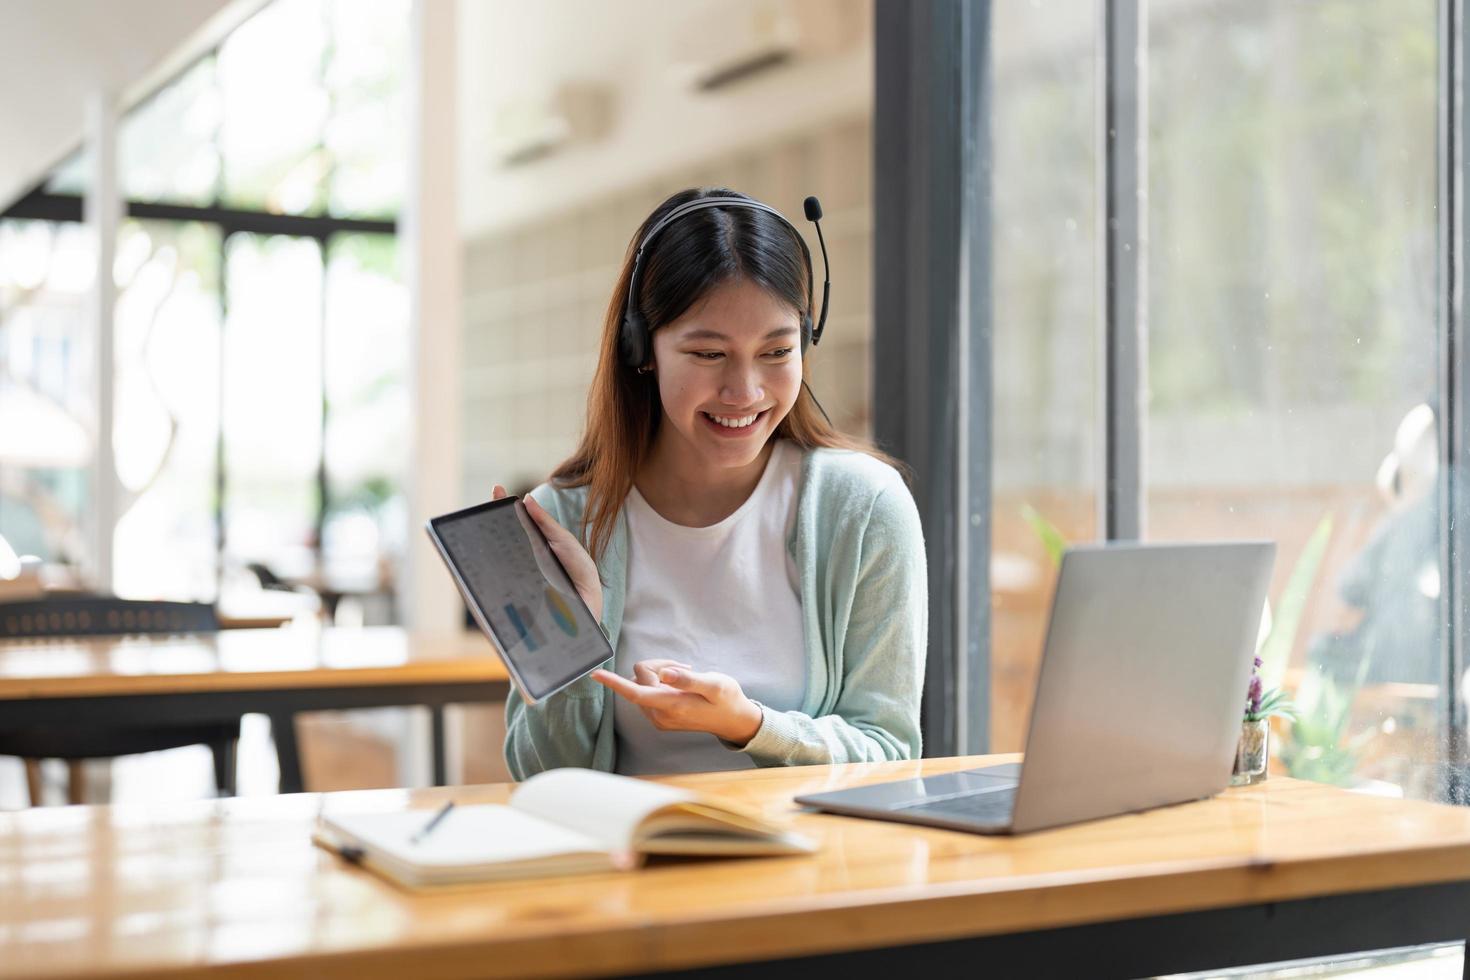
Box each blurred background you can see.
[0,0,1451,810]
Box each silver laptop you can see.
[795,541,1275,834]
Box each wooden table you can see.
[3,757,1470,980]
[0,627,510,792]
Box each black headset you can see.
[618,195,831,370]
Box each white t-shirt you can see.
[613,439,808,776]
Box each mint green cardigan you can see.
[503,446,927,779]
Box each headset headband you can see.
[619,195,830,370]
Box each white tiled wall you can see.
[461,115,874,502]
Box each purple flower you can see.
[1247,674,1264,714]
[1254,656,1263,669]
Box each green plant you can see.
[331,475,396,515]
[1020,504,1068,567]
[1279,667,1375,786]
[1245,513,1330,747]
[1247,687,1296,722]
[1256,514,1334,693]
[1252,515,1381,785]
[1245,656,1297,723]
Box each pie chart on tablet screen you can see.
[545,587,578,637]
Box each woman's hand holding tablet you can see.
[425,490,613,705]
[491,485,602,622]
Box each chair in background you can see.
[247,561,335,621]
[0,595,241,806]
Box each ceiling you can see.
[0,0,264,211]
[456,0,873,238]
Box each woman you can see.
[500,187,926,779]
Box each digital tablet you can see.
[425,496,612,704]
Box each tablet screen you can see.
[427,497,611,702]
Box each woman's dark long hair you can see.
[550,187,899,560]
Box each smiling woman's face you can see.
[649,277,804,475]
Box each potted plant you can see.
[1232,655,1297,786]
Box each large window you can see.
[1146,0,1439,797]
[0,0,409,619]
[990,1,1099,753]
[322,234,409,610]
[981,0,1445,797]
[112,220,222,600]
[0,221,92,567]
[221,232,325,587]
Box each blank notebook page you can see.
[324,805,605,867]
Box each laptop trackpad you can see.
[801,762,1022,812]
[903,763,1022,806]
[960,762,1022,782]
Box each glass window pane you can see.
[990,1,1099,752]
[119,58,222,206]
[217,0,330,214]
[1146,0,1439,796]
[221,233,323,593]
[324,0,409,218]
[0,219,94,566]
[112,220,222,600]
[323,233,408,617]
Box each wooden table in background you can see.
[3,757,1470,979]
[0,627,510,791]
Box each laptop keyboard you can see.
[901,787,1017,825]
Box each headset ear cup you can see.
[620,312,648,369]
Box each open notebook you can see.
[313,768,816,889]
